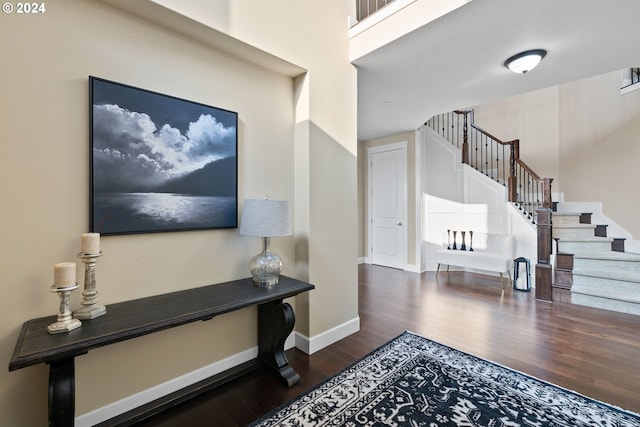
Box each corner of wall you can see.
[295,316,360,354]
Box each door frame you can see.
[367,141,408,269]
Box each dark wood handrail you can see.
[454,111,547,206]
[456,110,517,147]
[473,126,516,147]
[516,158,541,180]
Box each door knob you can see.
[396,222,402,226]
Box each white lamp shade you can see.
[240,199,291,237]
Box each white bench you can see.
[433,231,515,288]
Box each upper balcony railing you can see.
[356,0,397,21]
[620,67,640,95]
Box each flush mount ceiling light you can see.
[504,49,547,74]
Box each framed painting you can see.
[89,76,238,235]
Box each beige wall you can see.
[472,86,561,192]
[359,132,417,267]
[559,71,640,237]
[183,0,359,338]
[0,0,357,424]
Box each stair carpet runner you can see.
[553,212,640,316]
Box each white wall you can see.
[349,0,472,61]
[419,127,536,272]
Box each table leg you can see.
[48,358,75,427]
[257,300,300,387]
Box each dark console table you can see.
[9,276,314,427]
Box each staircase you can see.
[553,210,640,316]
[425,109,554,299]
[425,109,639,313]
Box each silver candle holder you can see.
[47,283,82,334]
[74,251,106,319]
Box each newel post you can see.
[535,178,554,301]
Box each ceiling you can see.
[353,0,640,141]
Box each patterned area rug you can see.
[251,331,640,426]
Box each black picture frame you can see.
[89,76,238,235]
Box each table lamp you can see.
[240,199,291,286]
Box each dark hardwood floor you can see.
[133,264,640,426]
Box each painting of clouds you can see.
[89,77,237,235]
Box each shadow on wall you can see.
[423,195,490,244]
[422,194,494,270]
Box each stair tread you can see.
[553,212,588,216]
[573,268,640,283]
[571,285,640,303]
[574,251,640,262]
[553,223,596,229]
[556,236,613,242]
[554,205,640,309]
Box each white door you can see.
[368,143,406,269]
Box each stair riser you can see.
[553,229,595,239]
[571,294,640,316]
[574,258,640,273]
[553,215,582,226]
[572,275,640,295]
[555,253,573,270]
[557,241,612,253]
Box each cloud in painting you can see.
[92,104,235,192]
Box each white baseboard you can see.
[404,263,421,273]
[360,258,421,273]
[75,322,350,426]
[295,316,360,354]
[75,346,259,427]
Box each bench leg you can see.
[49,358,75,427]
[436,264,441,275]
[499,273,505,289]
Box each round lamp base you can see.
[249,248,282,287]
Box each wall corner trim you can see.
[295,316,361,355]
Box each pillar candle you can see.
[54,262,76,286]
[81,232,100,254]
